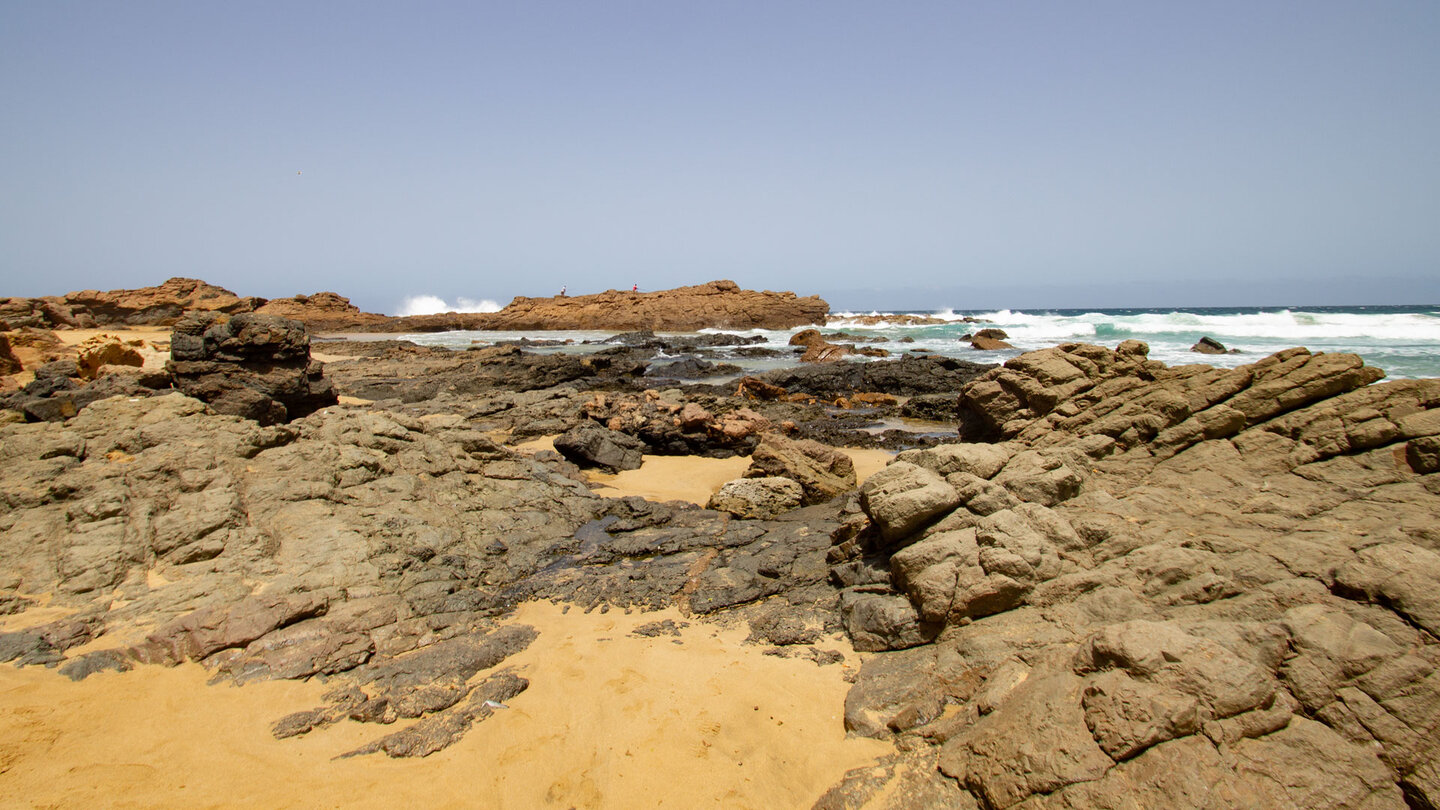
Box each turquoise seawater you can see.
[386,305,1440,380]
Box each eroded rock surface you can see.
[0,392,854,757]
[825,342,1440,808]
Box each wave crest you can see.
[395,295,502,316]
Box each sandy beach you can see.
[0,601,888,809]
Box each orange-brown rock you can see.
[736,377,791,401]
[970,336,1014,350]
[254,292,393,332]
[75,334,144,379]
[834,392,899,409]
[0,333,20,376]
[1,278,259,329]
[474,280,827,332]
[64,278,263,326]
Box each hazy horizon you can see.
[4,2,1438,315]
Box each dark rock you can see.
[553,423,646,471]
[645,356,741,379]
[900,393,963,422]
[59,649,135,680]
[1192,336,1231,354]
[339,670,530,758]
[33,359,79,381]
[753,355,995,399]
[168,312,337,425]
[632,619,688,637]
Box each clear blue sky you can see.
[3,1,1438,312]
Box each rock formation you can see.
[0,331,21,376]
[969,328,1015,351]
[0,392,855,756]
[254,291,392,332]
[823,341,1440,807]
[472,280,828,332]
[74,334,144,379]
[1193,335,1239,354]
[1,278,831,333]
[0,277,262,328]
[167,312,338,425]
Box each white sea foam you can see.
[395,295,503,316]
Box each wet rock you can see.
[1191,336,1231,354]
[752,354,994,399]
[970,330,1015,351]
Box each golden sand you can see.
[514,436,894,507]
[0,601,887,809]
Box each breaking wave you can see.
[395,295,502,316]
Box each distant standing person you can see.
[632,283,638,292]
[560,286,566,297]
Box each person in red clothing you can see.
[632,283,638,292]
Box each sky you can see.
[2,2,1438,313]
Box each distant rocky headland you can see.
[2,275,1439,807]
[0,277,829,333]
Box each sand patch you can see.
[588,447,896,506]
[51,327,171,351]
[589,455,754,505]
[55,327,170,369]
[512,435,895,506]
[845,448,896,484]
[0,600,887,809]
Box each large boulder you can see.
[707,477,804,519]
[743,433,857,505]
[167,312,338,425]
[74,334,144,379]
[859,461,962,542]
[553,423,645,471]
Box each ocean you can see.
[386,304,1440,381]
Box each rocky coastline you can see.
[0,277,828,334]
[2,280,1439,808]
